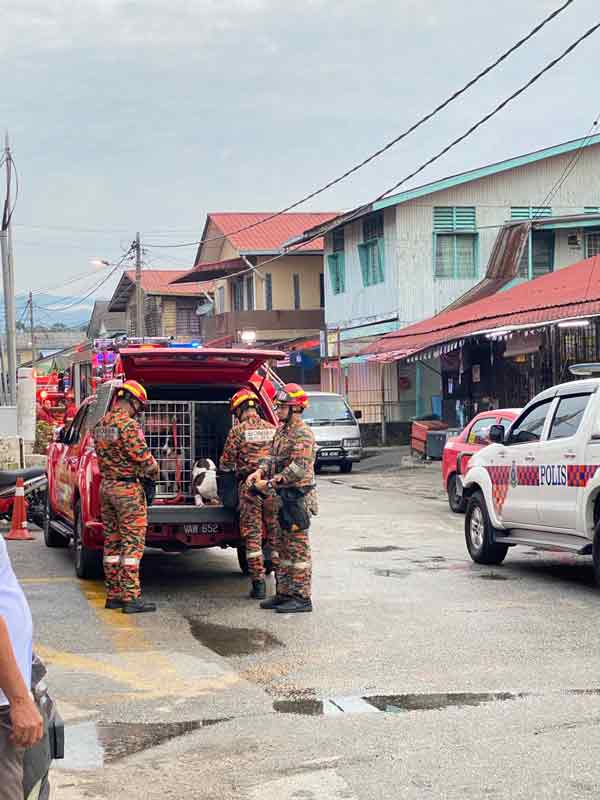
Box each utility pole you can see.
[0,133,17,405]
[28,291,36,368]
[135,231,144,338]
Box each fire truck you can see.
[45,339,282,578]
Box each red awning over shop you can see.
[363,255,600,361]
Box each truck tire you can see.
[43,494,68,548]
[465,491,508,565]
[73,503,103,579]
[237,546,249,575]
[447,474,467,514]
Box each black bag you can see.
[217,472,239,510]
[278,486,311,531]
[140,477,156,506]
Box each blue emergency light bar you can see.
[168,341,202,349]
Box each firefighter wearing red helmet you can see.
[94,380,159,614]
[220,389,276,600]
[248,383,316,613]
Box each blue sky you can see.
[2,0,598,311]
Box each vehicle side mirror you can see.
[489,424,505,444]
[354,409,362,420]
[54,426,65,444]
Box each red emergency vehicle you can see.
[44,341,282,578]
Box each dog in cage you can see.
[191,459,219,506]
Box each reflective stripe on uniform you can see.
[279,559,292,566]
[290,561,310,570]
[246,550,263,560]
[122,557,140,566]
[103,555,120,564]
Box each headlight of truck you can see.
[343,438,361,448]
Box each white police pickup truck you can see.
[460,365,600,583]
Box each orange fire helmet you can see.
[117,380,149,409]
[274,383,309,411]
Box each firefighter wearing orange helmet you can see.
[248,383,317,613]
[94,380,159,613]
[220,388,276,599]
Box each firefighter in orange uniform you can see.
[94,380,159,614]
[220,389,276,600]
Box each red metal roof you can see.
[208,212,337,253]
[124,270,213,295]
[363,256,600,361]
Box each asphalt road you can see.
[9,459,600,799]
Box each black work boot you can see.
[260,594,290,609]
[250,580,266,600]
[105,598,125,610]
[122,598,157,614]
[275,597,313,614]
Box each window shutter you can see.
[434,207,475,231]
[376,238,385,282]
[338,253,346,293]
[511,206,552,220]
[454,207,476,231]
[433,208,455,231]
[358,244,369,286]
[435,235,454,277]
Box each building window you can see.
[517,230,555,278]
[586,232,600,258]
[433,207,478,279]
[327,254,345,294]
[319,273,324,307]
[510,208,554,279]
[217,286,225,313]
[245,276,254,311]
[358,213,385,288]
[265,273,272,311]
[332,227,345,253]
[232,280,244,312]
[293,274,301,310]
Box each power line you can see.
[145,0,576,251]
[201,20,600,285]
[35,246,135,312]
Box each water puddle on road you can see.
[58,719,224,771]
[186,618,284,656]
[274,691,525,716]
[373,568,410,579]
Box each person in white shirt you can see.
[0,535,43,800]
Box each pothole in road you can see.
[352,545,408,553]
[476,572,510,581]
[186,618,284,656]
[59,719,225,770]
[273,691,526,716]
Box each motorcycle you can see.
[0,468,48,528]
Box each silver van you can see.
[305,391,362,473]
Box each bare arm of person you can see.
[0,616,43,748]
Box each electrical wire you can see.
[29,263,114,298]
[192,20,600,287]
[35,246,135,312]
[145,0,577,251]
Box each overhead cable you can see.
[147,0,577,251]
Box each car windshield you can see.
[305,396,354,424]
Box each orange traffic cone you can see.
[5,477,35,541]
